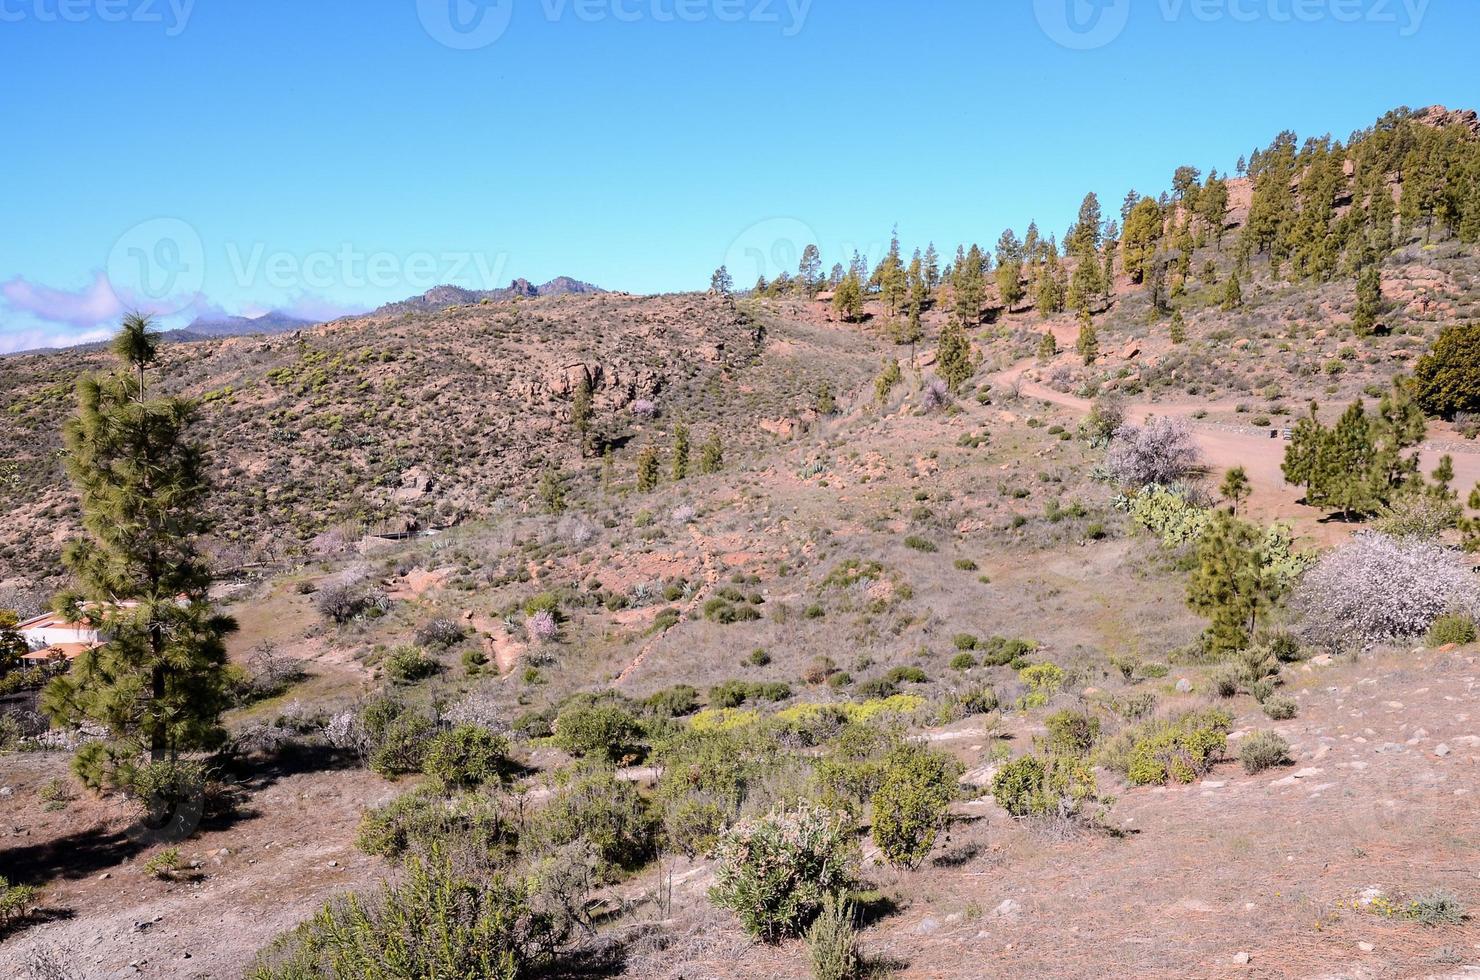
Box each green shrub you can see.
[1426,614,1478,647]
[903,535,937,553]
[422,724,510,792]
[248,854,558,979]
[870,746,963,869]
[977,636,1036,667]
[806,895,860,980]
[953,558,979,572]
[644,685,700,719]
[1239,731,1292,774]
[949,652,978,671]
[356,789,512,862]
[0,873,40,931]
[708,680,793,709]
[1120,709,1231,785]
[383,645,439,683]
[1408,892,1466,926]
[991,753,1101,820]
[127,760,209,830]
[1262,694,1298,720]
[143,847,183,880]
[552,700,644,763]
[884,666,927,685]
[1042,709,1101,756]
[654,727,779,857]
[1018,662,1065,708]
[709,804,857,942]
[369,711,437,778]
[524,765,657,878]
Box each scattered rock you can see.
[1232,951,1250,965]
[993,899,1023,919]
[1358,942,1375,953]
[1175,678,1193,693]
[1435,743,1452,758]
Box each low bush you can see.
[383,645,438,684]
[356,789,512,862]
[1426,614,1478,648]
[523,764,657,879]
[870,745,963,869]
[1100,708,1231,786]
[991,753,1101,821]
[421,724,510,792]
[709,803,857,942]
[1239,730,1292,774]
[414,619,464,649]
[248,854,560,979]
[949,652,978,671]
[807,895,860,980]
[1262,695,1298,720]
[0,875,40,933]
[1042,709,1101,756]
[552,700,644,763]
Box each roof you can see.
[18,612,96,632]
[21,642,98,662]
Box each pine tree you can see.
[636,448,660,492]
[1034,251,1066,316]
[952,244,987,326]
[1170,309,1188,344]
[1221,270,1243,311]
[798,245,823,295]
[935,321,975,393]
[1067,251,1103,314]
[709,266,733,296]
[833,272,863,322]
[1220,466,1251,515]
[1068,192,1103,257]
[698,432,724,475]
[1353,263,1382,337]
[875,229,907,316]
[41,314,236,776]
[0,610,27,676]
[539,467,566,514]
[1076,312,1099,366]
[671,423,690,481]
[1282,402,1325,502]
[570,373,592,453]
[1121,197,1163,283]
[922,242,941,291]
[1037,331,1058,363]
[1188,514,1283,655]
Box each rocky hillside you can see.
[0,291,766,588]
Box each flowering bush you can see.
[526,610,559,645]
[709,803,857,942]
[1105,417,1202,488]
[1292,532,1480,649]
[920,376,951,413]
[630,398,658,421]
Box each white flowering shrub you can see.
[1105,417,1202,488]
[708,803,857,942]
[920,376,950,413]
[527,610,559,644]
[1293,532,1480,649]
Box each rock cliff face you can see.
[0,292,764,585]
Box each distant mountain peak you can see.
[181,309,320,339]
[374,276,604,316]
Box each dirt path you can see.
[993,358,1480,521]
[613,527,721,687]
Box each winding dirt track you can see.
[993,358,1480,520]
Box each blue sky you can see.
[0,0,1474,350]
